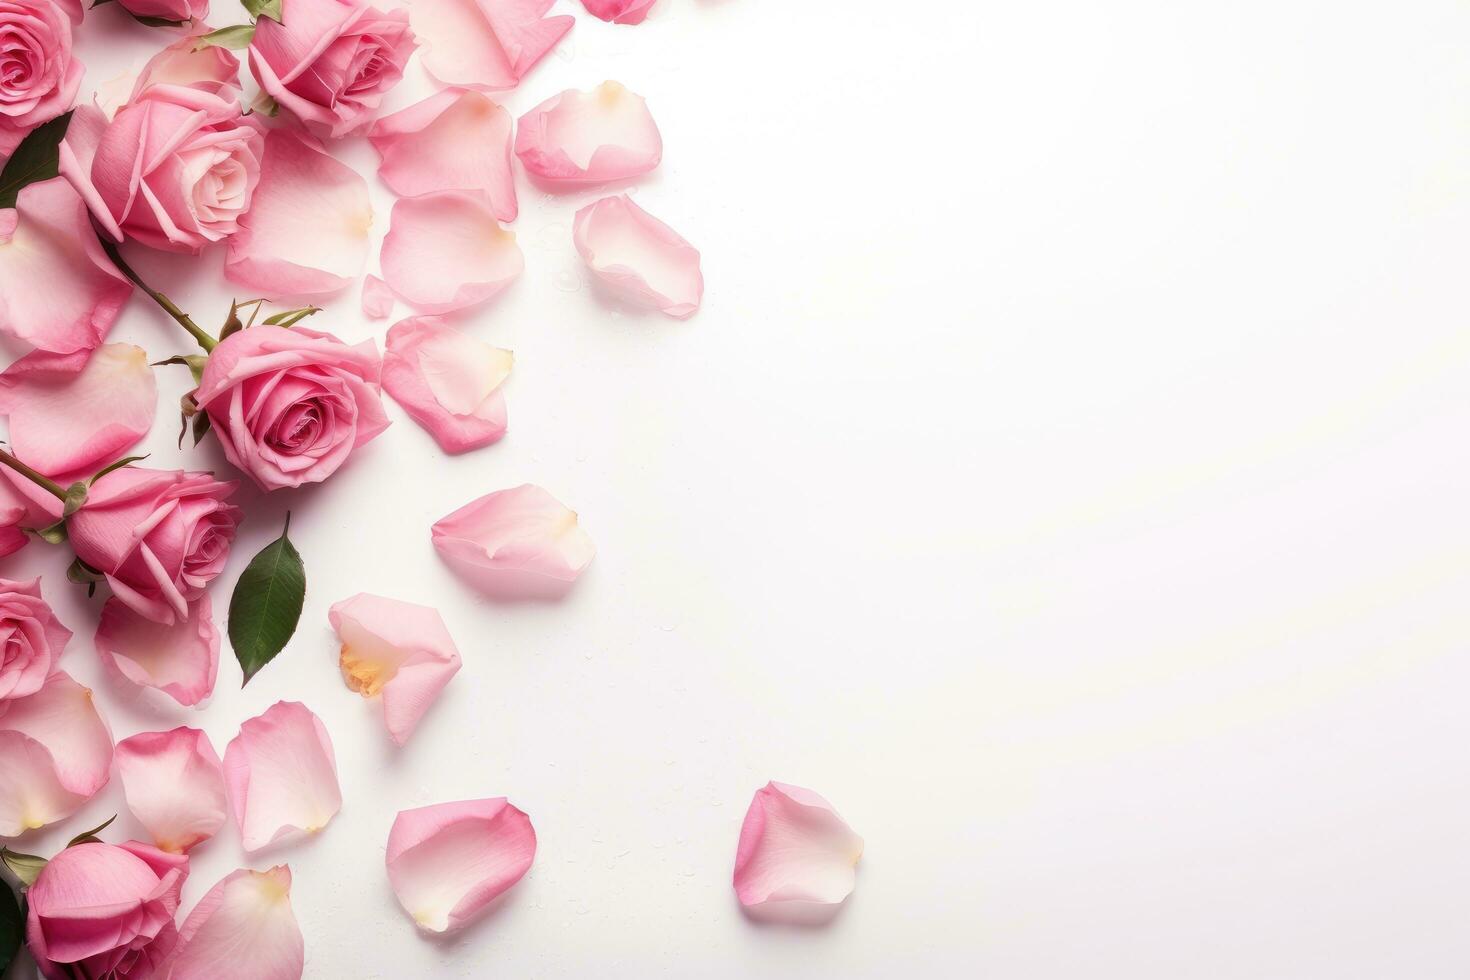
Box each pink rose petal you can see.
[580,0,656,23]
[0,178,132,354]
[515,81,662,187]
[328,593,462,746]
[573,194,702,319]
[369,89,517,220]
[734,781,864,909]
[165,865,304,980]
[225,130,373,297]
[431,484,594,598]
[131,28,243,100]
[411,0,572,91]
[0,670,113,835]
[95,596,219,708]
[380,191,523,315]
[0,344,155,482]
[386,798,536,933]
[116,727,228,853]
[362,274,394,320]
[381,316,511,454]
[223,701,342,853]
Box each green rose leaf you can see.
[0,110,74,209]
[262,307,321,328]
[194,24,255,50]
[0,848,46,888]
[229,514,306,685]
[0,879,19,974]
[242,0,281,21]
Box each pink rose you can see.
[130,27,241,101]
[67,467,241,625]
[249,0,415,137]
[116,0,206,26]
[25,840,188,980]
[0,0,80,158]
[194,325,389,491]
[59,85,264,253]
[0,577,70,702]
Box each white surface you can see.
[4,0,1470,976]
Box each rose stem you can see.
[0,448,68,501]
[99,239,217,353]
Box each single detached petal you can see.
[0,345,155,481]
[580,0,656,24]
[0,178,132,354]
[225,130,372,297]
[117,727,228,853]
[733,782,864,908]
[573,194,702,318]
[328,593,462,745]
[515,82,661,186]
[381,317,511,454]
[223,701,342,852]
[380,192,523,315]
[431,484,594,598]
[386,798,536,933]
[369,89,516,220]
[411,0,572,91]
[95,596,219,708]
[165,865,304,980]
[0,671,113,835]
[362,275,394,320]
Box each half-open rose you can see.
[0,577,70,703]
[0,0,81,158]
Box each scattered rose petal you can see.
[131,27,243,100]
[515,81,661,186]
[386,798,536,933]
[225,129,373,297]
[432,484,594,598]
[164,865,304,980]
[0,344,155,481]
[95,596,219,707]
[0,577,70,704]
[328,593,462,745]
[381,316,511,454]
[223,701,342,852]
[733,781,864,909]
[573,194,702,318]
[380,191,523,314]
[411,0,571,91]
[0,178,132,354]
[117,727,228,854]
[369,89,516,220]
[362,275,394,319]
[0,670,112,836]
[580,0,655,24]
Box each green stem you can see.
[0,448,67,501]
[100,239,217,353]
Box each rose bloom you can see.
[0,577,70,702]
[0,0,80,158]
[59,84,264,253]
[116,0,206,27]
[26,840,187,980]
[195,325,389,492]
[68,467,241,625]
[249,0,414,137]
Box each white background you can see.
[4,0,1470,976]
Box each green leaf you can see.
[66,815,115,848]
[262,307,321,328]
[242,0,282,21]
[193,24,254,50]
[0,849,45,888]
[32,520,66,545]
[88,455,147,486]
[153,354,209,384]
[229,514,306,685]
[0,880,18,974]
[0,110,74,209]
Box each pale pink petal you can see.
[328,593,462,746]
[165,865,304,980]
[580,0,656,23]
[0,344,155,481]
[361,275,394,320]
[733,782,864,908]
[573,194,702,318]
[131,28,243,101]
[95,596,219,708]
[369,89,516,220]
[515,82,661,186]
[411,0,572,91]
[0,670,113,835]
[431,484,594,598]
[225,130,373,297]
[386,798,535,933]
[0,178,132,354]
[223,701,342,852]
[116,727,228,853]
[380,192,522,315]
[381,316,511,454]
